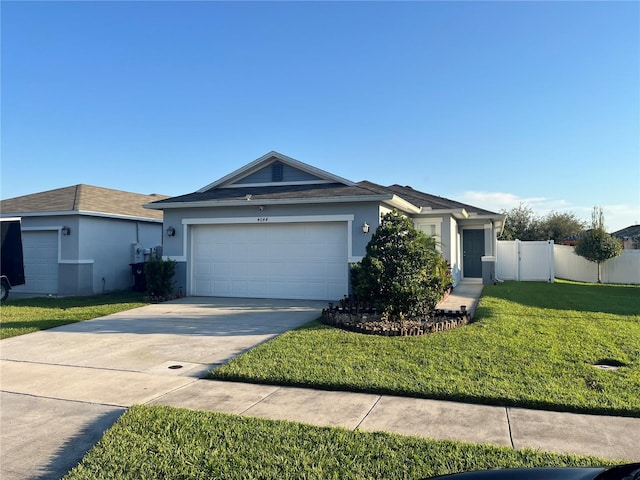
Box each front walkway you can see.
[436,281,484,318]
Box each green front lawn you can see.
[211,280,640,416]
[0,292,148,339]
[64,405,614,480]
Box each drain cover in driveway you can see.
[144,361,212,377]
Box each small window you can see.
[416,219,442,252]
[272,162,283,182]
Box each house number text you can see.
[257,217,269,222]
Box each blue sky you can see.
[2,1,638,231]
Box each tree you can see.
[539,211,586,244]
[499,204,586,243]
[499,204,541,241]
[574,206,622,283]
[352,210,452,317]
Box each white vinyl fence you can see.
[496,241,640,284]
[554,245,640,284]
[496,240,555,282]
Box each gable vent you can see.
[272,162,283,182]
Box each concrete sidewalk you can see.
[150,379,640,462]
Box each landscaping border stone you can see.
[321,299,469,337]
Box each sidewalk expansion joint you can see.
[143,378,200,405]
[239,385,283,415]
[354,395,383,431]
[0,390,129,409]
[1,358,142,375]
[505,407,515,448]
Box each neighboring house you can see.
[611,224,640,249]
[146,151,505,301]
[0,185,167,296]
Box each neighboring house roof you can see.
[145,151,503,223]
[1,184,167,221]
[612,224,640,240]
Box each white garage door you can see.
[12,230,59,294]
[192,222,348,300]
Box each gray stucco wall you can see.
[79,216,162,294]
[160,201,382,293]
[13,214,162,296]
[59,262,93,296]
[159,202,500,296]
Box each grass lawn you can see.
[211,280,640,416]
[64,405,615,480]
[0,292,148,339]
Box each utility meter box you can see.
[131,243,144,264]
[481,256,496,285]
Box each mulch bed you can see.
[321,291,469,336]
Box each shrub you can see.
[575,207,622,283]
[144,257,176,298]
[353,210,452,317]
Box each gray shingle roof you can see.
[149,182,389,204]
[148,178,499,217]
[1,184,167,220]
[612,224,640,239]
[381,183,499,215]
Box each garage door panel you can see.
[213,280,230,295]
[11,231,59,294]
[192,222,347,300]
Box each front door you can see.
[463,229,484,278]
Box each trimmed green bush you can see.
[144,257,176,297]
[352,210,452,317]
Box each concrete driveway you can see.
[0,297,325,480]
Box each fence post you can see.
[516,239,521,281]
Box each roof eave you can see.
[145,194,396,210]
[383,195,421,214]
[418,207,470,218]
[1,210,163,223]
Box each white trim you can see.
[0,217,22,222]
[59,260,94,264]
[162,255,186,262]
[184,215,354,296]
[20,226,62,231]
[415,217,443,252]
[181,214,355,226]
[197,151,356,192]
[187,218,351,298]
[418,208,469,219]
[2,211,162,223]
[221,180,334,188]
